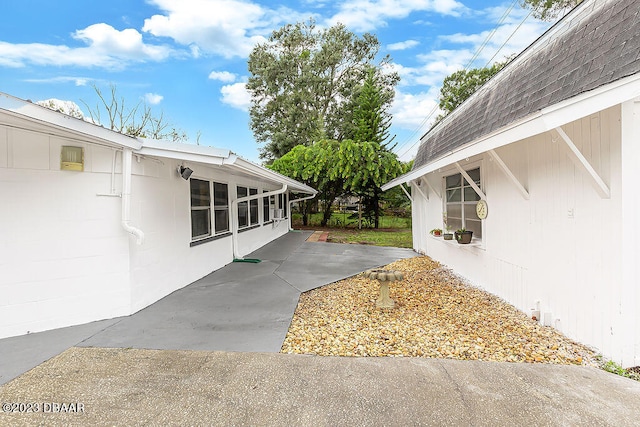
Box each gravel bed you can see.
[281,256,599,367]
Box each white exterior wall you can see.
[0,124,298,338]
[0,127,131,337]
[412,105,639,366]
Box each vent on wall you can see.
[61,146,84,171]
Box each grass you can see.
[326,229,413,248]
[292,212,412,229]
[291,211,413,248]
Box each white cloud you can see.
[209,71,237,83]
[24,76,93,86]
[0,24,173,69]
[142,0,308,58]
[391,88,440,129]
[328,0,464,32]
[387,40,419,51]
[220,82,251,111]
[144,93,164,105]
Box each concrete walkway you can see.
[0,230,414,384]
[2,231,640,426]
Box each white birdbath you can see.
[363,269,404,309]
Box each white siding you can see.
[413,105,638,366]
[0,124,299,338]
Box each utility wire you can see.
[393,0,524,160]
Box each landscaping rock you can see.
[281,256,598,367]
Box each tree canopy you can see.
[436,59,510,123]
[269,139,404,227]
[247,19,399,161]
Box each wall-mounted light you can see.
[178,165,193,180]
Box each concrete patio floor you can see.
[0,230,415,385]
[2,231,640,426]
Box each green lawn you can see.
[292,212,411,229]
[326,229,413,248]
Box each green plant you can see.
[598,357,640,381]
[430,228,442,236]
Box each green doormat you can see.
[233,258,262,263]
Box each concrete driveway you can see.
[2,231,640,426]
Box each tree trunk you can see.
[320,200,334,227]
[374,191,380,229]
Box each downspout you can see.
[287,193,317,231]
[121,148,145,245]
[231,184,288,260]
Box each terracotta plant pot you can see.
[454,231,473,244]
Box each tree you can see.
[336,140,404,229]
[435,59,510,123]
[81,84,188,141]
[36,99,84,119]
[520,0,582,21]
[268,140,344,226]
[348,67,396,149]
[247,19,399,161]
[343,68,400,227]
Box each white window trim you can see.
[190,178,231,245]
[441,160,485,244]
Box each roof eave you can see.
[0,92,142,150]
[230,157,317,195]
[382,73,640,191]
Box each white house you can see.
[383,0,640,367]
[0,92,316,339]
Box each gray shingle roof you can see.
[413,0,640,169]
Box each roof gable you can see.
[414,0,640,169]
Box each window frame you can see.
[249,188,259,226]
[190,178,230,245]
[278,193,288,218]
[263,190,272,224]
[442,165,483,241]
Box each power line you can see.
[393,0,524,160]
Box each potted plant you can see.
[455,228,473,244]
[443,225,454,240]
[430,228,442,237]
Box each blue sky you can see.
[0,0,552,163]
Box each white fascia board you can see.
[231,157,317,195]
[0,92,141,150]
[137,139,231,166]
[383,73,640,191]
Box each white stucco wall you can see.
[412,105,639,366]
[0,124,299,339]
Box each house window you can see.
[190,179,211,239]
[263,191,271,223]
[249,188,259,225]
[190,179,229,241]
[213,182,229,234]
[444,167,482,239]
[278,193,288,218]
[237,186,248,228]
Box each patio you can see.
[0,231,415,384]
